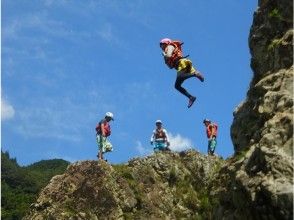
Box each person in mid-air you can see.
[150,120,171,152]
[95,112,114,161]
[203,119,218,155]
[160,38,204,108]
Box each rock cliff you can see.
[24,151,223,219]
[231,0,293,155]
[213,0,293,219]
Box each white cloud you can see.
[135,132,193,156]
[1,98,15,121]
[97,24,113,42]
[2,11,90,46]
[135,141,152,156]
[14,97,88,142]
[168,132,193,151]
[96,23,125,47]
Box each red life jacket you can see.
[206,123,218,138]
[95,119,111,137]
[164,40,183,68]
[155,128,167,140]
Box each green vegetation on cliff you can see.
[1,151,70,220]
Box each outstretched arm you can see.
[150,130,155,144]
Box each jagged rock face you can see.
[24,151,223,220]
[231,0,293,154]
[214,0,293,219]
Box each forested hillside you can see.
[1,151,69,219]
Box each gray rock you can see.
[214,0,293,219]
[24,151,224,219]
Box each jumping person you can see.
[95,112,114,161]
[203,119,218,155]
[150,120,171,151]
[160,38,204,108]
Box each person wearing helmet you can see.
[150,120,171,152]
[203,119,218,155]
[95,112,114,161]
[160,38,204,108]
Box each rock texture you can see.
[231,0,293,154]
[24,151,223,220]
[213,0,293,219]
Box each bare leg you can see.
[98,151,103,160]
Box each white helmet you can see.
[203,118,211,124]
[105,112,114,120]
[155,120,162,124]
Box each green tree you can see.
[1,151,70,219]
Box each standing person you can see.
[95,112,114,161]
[159,38,205,108]
[203,119,218,155]
[150,120,171,151]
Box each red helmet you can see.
[160,38,171,45]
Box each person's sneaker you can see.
[195,72,204,82]
[188,96,196,108]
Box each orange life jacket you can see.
[155,128,167,140]
[206,123,218,138]
[164,40,183,68]
[96,119,111,137]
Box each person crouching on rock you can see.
[95,112,114,161]
[150,120,171,152]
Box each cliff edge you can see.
[212,0,293,219]
[24,151,223,219]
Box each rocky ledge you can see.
[24,150,224,220]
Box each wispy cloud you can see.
[135,141,152,156]
[97,23,114,42]
[135,132,193,155]
[168,132,193,151]
[1,98,15,121]
[3,12,85,43]
[14,96,91,142]
[3,1,133,44]
[2,3,128,73]
[4,78,157,143]
[96,23,126,48]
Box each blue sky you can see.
[2,0,257,165]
